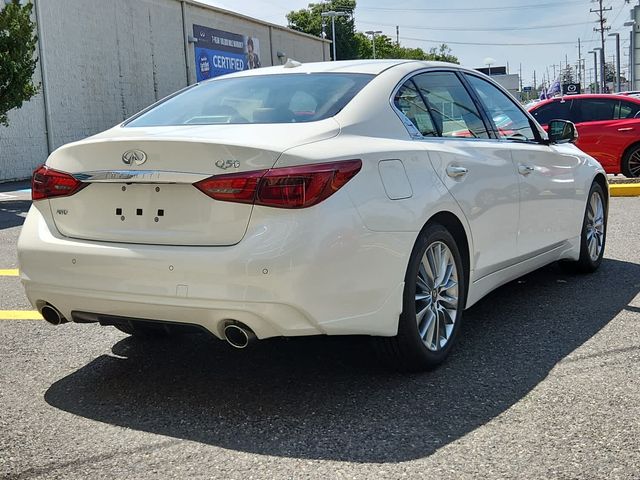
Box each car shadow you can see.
[0,200,31,230]
[44,258,640,463]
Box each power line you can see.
[358,20,592,32]
[399,36,600,46]
[359,0,588,13]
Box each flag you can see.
[539,84,548,100]
[546,77,562,98]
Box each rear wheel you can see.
[563,182,607,273]
[378,223,466,371]
[622,145,640,178]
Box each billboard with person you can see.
[193,24,261,81]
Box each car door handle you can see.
[446,165,468,178]
[618,127,634,132]
[518,165,535,176]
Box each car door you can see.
[463,73,583,257]
[400,71,521,280]
[572,97,629,172]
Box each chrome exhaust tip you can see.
[223,323,256,349]
[40,304,67,326]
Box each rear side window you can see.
[412,72,489,139]
[576,99,617,122]
[126,73,373,126]
[393,81,438,137]
[616,100,640,119]
[531,100,572,125]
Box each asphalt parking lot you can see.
[1,185,639,479]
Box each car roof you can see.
[533,94,640,109]
[205,59,468,79]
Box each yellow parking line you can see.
[0,311,42,320]
[0,269,19,276]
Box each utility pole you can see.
[533,70,537,91]
[519,63,523,92]
[396,25,399,46]
[578,38,582,85]
[591,0,612,92]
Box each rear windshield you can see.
[125,73,373,127]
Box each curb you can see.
[609,184,640,197]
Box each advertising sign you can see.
[193,24,261,81]
[562,83,581,95]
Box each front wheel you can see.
[563,182,607,273]
[377,223,466,372]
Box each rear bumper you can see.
[18,198,413,339]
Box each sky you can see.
[200,0,636,89]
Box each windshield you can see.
[125,73,374,127]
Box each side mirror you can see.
[548,119,578,144]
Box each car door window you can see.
[530,100,572,126]
[393,80,438,137]
[465,74,536,142]
[577,99,617,122]
[412,72,490,139]
[616,100,640,119]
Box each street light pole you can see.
[590,49,600,92]
[321,11,349,61]
[609,32,621,92]
[365,30,382,59]
[625,20,636,91]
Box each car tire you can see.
[377,223,466,372]
[622,145,640,178]
[562,182,607,273]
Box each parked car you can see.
[18,60,608,371]
[529,94,640,177]
[618,91,640,97]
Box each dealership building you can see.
[0,0,330,182]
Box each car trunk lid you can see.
[44,121,338,246]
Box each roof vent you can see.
[283,59,302,68]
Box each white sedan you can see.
[18,60,608,371]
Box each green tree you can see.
[287,0,358,60]
[604,62,616,83]
[0,0,39,127]
[561,65,575,84]
[356,33,459,63]
[426,44,458,63]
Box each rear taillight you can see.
[32,165,86,201]
[193,170,267,205]
[194,160,362,209]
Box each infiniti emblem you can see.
[122,150,147,166]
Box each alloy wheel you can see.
[586,190,605,261]
[415,241,459,352]
[629,150,640,177]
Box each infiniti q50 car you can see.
[18,60,608,371]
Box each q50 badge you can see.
[215,159,240,170]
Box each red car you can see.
[529,94,640,177]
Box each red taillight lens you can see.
[257,160,362,208]
[194,160,362,209]
[32,165,86,201]
[194,169,267,204]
